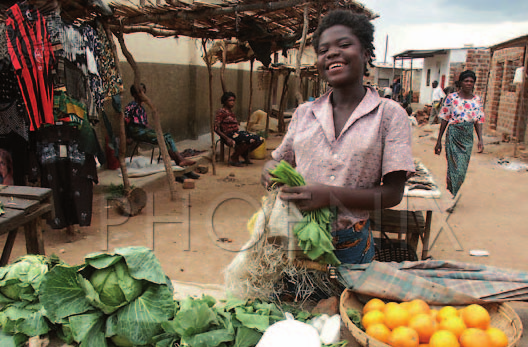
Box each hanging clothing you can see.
[0,101,29,141]
[34,125,98,229]
[95,21,123,98]
[5,3,55,131]
[0,23,9,65]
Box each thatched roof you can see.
[108,0,377,44]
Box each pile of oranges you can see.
[360,298,509,347]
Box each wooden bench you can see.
[369,209,429,260]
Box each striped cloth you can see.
[338,260,528,305]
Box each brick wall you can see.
[448,62,465,88]
[466,49,491,97]
[484,46,526,140]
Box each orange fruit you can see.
[419,345,430,347]
[430,309,438,321]
[436,306,458,322]
[362,310,385,330]
[460,304,491,330]
[438,316,466,339]
[408,299,431,316]
[408,313,436,343]
[383,301,400,312]
[401,301,412,311]
[363,298,386,314]
[486,327,508,347]
[384,305,411,330]
[365,323,391,344]
[388,326,420,347]
[429,330,460,347]
[460,328,492,347]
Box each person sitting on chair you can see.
[124,83,195,168]
[214,92,264,167]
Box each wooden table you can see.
[0,185,54,266]
[370,185,452,260]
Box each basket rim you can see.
[339,289,523,347]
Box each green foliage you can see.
[270,161,340,265]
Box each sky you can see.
[367,0,528,66]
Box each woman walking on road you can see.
[435,70,484,198]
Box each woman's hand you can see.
[261,160,279,189]
[434,141,442,155]
[477,139,484,153]
[279,185,330,211]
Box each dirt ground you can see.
[3,125,528,285]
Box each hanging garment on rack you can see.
[0,132,30,186]
[0,23,9,66]
[82,23,104,119]
[34,125,98,229]
[95,21,123,98]
[0,101,29,141]
[43,8,64,56]
[5,3,55,131]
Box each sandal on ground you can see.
[228,161,244,167]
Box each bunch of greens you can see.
[39,246,175,347]
[153,295,315,347]
[270,161,340,266]
[0,255,61,346]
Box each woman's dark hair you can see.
[458,70,476,82]
[221,91,236,105]
[130,83,146,97]
[312,10,375,76]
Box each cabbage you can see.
[0,255,49,304]
[88,259,143,310]
[40,247,175,346]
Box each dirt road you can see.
[2,125,528,284]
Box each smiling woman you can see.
[261,10,415,265]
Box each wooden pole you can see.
[246,58,254,125]
[115,31,179,200]
[220,40,227,93]
[265,70,275,136]
[292,5,309,105]
[202,39,217,175]
[103,23,131,193]
[278,71,291,133]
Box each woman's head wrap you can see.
[458,70,476,82]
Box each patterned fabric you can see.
[332,220,375,264]
[35,125,98,229]
[272,87,414,230]
[0,101,29,140]
[439,92,485,124]
[338,260,528,304]
[53,91,87,125]
[126,124,178,153]
[227,130,263,147]
[95,21,123,98]
[0,23,8,63]
[43,8,64,56]
[446,122,474,197]
[0,64,28,128]
[124,101,148,126]
[215,108,239,134]
[82,24,104,114]
[5,3,55,131]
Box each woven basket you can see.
[339,289,523,347]
[374,231,418,263]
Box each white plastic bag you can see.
[257,313,321,347]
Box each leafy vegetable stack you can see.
[270,160,340,266]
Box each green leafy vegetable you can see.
[40,246,176,346]
[270,161,340,265]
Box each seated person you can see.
[214,92,264,167]
[124,83,195,168]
